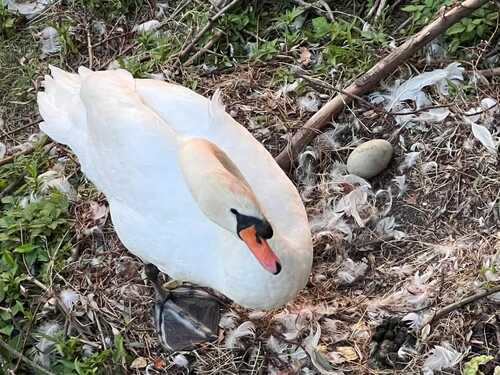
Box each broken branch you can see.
[184,30,223,66]
[0,135,50,167]
[174,0,240,66]
[0,339,55,375]
[275,0,490,172]
[431,284,500,323]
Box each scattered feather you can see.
[39,26,61,55]
[304,324,343,375]
[398,345,417,360]
[376,216,406,240]
[6,0,53,19]
[60,289,79,311]
[173,354,189,367]
[273,312,308,341]
[336,258,368,285]
[92,20,106,35]
[82,344,95,358]
[219,310,239,330]
[398,152,420,172]
[38,170,77,200]
[133,20,161,33]
[224,321,255,349]
[310,209,353,242]
[402,312,424,330]
[334,186,370,227]
[369,63,463,125]
[470,123,497,155]
[275,80,300,97]
[298,92,321,112]
[422,344,464,375]
[33,321,61,368]
[90,201,109,225]
[422,161,438,174]
[392,175,407,197]
[266,335,288,355]
[0,142,6,159]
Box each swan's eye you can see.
[230,209,273,240]
[256,220,273,240]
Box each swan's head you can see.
[179,138,281,275]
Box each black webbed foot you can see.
[144,264,221,352]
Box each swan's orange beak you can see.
[239,226,281,275]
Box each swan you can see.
[37,66,313,350]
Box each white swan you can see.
[37,66,313,346]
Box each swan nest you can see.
[1,2,499,374]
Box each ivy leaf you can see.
[463,355,494,375]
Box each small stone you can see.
[347,139,393,179]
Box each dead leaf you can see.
[130,357,148,369]
[299,47,311,66]
[405,193,418,205]
[336,346,358,361]
[153,357,166,369]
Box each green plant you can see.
[304,16,385,71]
[402,0,498,51]
[0,0,16,38]
[53,334,129,374]
[248,40,279,61]
[55,21,78,55]
[77,0,145,19]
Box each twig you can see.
[85,22,94,69]
[0,339,55,375]
[0,135,50,168]
[173,0,240,66]
[184,30,223,66]
[275,0,490,172]
[291,0,334,21]
[431,284,500,323]
[0,174,26,200]
[366,0,381,19]
[472,67,500,78]
[2,119,42,137]
[375,0,387,20]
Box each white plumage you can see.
[37,66,313,310]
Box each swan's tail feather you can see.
[37,66,97,181]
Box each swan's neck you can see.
[177,137,265,234]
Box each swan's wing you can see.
[135,79,310,247]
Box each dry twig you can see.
[431,284,500,323]
[0,339,55,375]
[173,0,241,67]
[0,135,50,167]
[185,30,224,66]
[275,0,490,172]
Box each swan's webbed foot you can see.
[145,264,221,352]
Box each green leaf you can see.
[0,324,14,336]
[11,300,24,316]
[446,23,466,35]
[311,16,330,39]
[463,355,494,375]
[402,5,419,12]
[112,334,127,364]
[14,243,37,254]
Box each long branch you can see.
[431,284,500,323]
[0,339,55,375]
[275,0,490,172]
